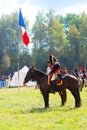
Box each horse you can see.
[77,73,86,91]
[71,72,85,92]
[78,76,84,91]
[24,66,81,108]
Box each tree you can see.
[0,54,10,75]
[46,10,68,64]
[31,11,48,69]
[67,24,81,68]
[0,11,30,75]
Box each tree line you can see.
[0,9,87,76]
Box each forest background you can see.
[0,9,87,76]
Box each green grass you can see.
[0,87,87,130]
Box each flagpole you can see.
[17,26,20,93]
[18,45,20,92]
[18,8,30,91]
[18,8,21,93]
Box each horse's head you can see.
[23,66,35,85]
[23,66,47,86]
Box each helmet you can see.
[75,68,78,72]
[48,54,56,65]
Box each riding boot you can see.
[50,81,56,93]
[58,73,62,80]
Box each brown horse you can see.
[24,66,81,108]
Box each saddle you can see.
[48,75,63,86]
[56,79,63,86]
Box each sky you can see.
[0,0,87,27]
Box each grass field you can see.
[0,86,87,130]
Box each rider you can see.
[74,68,78,78]
[63,67,68,75]
[47,54,62,93]
[81,66,86,84]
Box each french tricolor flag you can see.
[19,8,30,46]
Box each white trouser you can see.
[51,74,56,81]
[47,67,56,81]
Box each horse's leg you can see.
[41,92,49,108]
[76,88,81,107]
[80,82,84,92]
[79,84,83,92]
[58,89,67,106]
[70,88,81,108]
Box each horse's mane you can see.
[33,67,47,77]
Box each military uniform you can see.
[47,54,62,93]
[74,69,78,78]
[81,66,86,84]
[63,67,67,75]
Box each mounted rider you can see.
[81,66,86,84]
[63,67,68,75]
[47,54,62,93]
[74,68,79,78]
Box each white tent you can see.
[10,65,36,87]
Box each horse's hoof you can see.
[69,107,74,110]
[60,104,64,107]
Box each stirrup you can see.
[50,86,55,94]
[56,80,63,86]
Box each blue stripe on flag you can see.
[19,8,26,28]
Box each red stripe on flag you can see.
[22,31,30,46]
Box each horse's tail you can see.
[59,89,67,106]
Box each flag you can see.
[19,8,30,46]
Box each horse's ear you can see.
[31,66,34,69]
